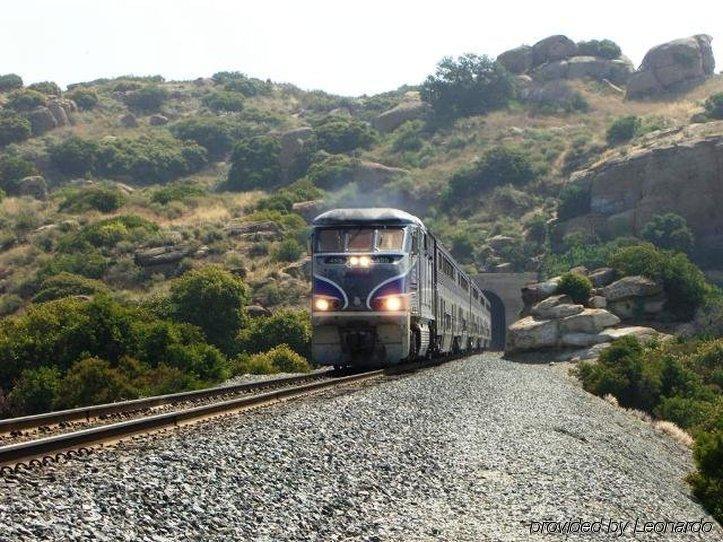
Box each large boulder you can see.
[559,308,621,334]
[560,332,610,347]
[588,267,616,288]
[291,200,325,221]
[149,114,169,126]
[26,107,57,135]
[521,277,561,305]
[225,220,283,241]
[47,98,75,127]
[17,176,48,200]
[627,35,715,98]
[531,35,578,67]
[135,244,196,266]
[507,316,559,352]
[534,56,633,85]
[602,276,663,301]
[278,126,315,172]
[607,295,667,320]
[599,326,666,343]
[373,100,430,133]
[531,295,584,319]
[282,258,311,280]
[497,45,533,74]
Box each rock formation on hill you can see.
[627,34,715,98]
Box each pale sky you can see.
[2,0,721,96]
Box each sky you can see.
[2,0,721,96]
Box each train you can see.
[310,208,492,367]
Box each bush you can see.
[49,136,99,176]
[641,213,694,253]
[262,344,311,373]
[233,352,277,375]
[33,272,109,303]
[7,366,61,415]
[690,431,723,523]
[28,81,61,96]
[255,179,323,213]
[169,266,249,353]
[171,116,244,158]
[37,250,110,280]
[5,89,48,111]
[391,120,426,152]
[420,54,514,120]
[444,146,536,205]
[202,90,245,112]
[237,309,311,358]
[271,238,303,262]
[0,73,23,92]
[56,357,138,409]
[577,39,622,59]
[226,135,281,191]
[557,271,593,303]
[59,185,127,213]
[67,88,99,110]
[557,181,591,220]
[150,181,206,205]
[606,115,641,145]
[0,113,32,146]
[609,243,711,320]
[0,294,22,316]
[0,154,36,192]
[124,85,169,112]
[313,116,376,154]
[61,214,158,251]
[704,92,723,120]
[213,72,272,97]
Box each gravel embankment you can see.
[0,353,719,541]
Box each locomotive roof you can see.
[312,208,424,227]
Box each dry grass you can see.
[653,420,694,447]
[603,393,619,407]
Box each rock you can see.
[521,277,561,305]
[565,342,612,362]
[569,266,588,276]
[246,305,272,318]
[493,263,514,272]
[607,295,667,320]
[47,98,75,127]
[291,200,324,221]
[149,114,169,126]
[507,316,559,352]
[278,127,315,172]
[487,235,516,251]
[283,258,311,280]
[372,100,430,133]
[552,127,723,254]
[602,276,663,301]
[560,308,621,334]
[522,81,581,111]
[627,35,715,98]
[534,56,633,85]
[599,326,665,343]
[114,182,135,195]
[560,332,609,347]
[134,245,196,266]
[119,113,138,127]
[531,35,577,67]
[496,45,533,74]
[588,267,616,287]
[531,295,584,319]
[589,295,607,309]
[17,176,48,200]
[26,106,57,135]
[347,161,408,188]
[225,220,283,241]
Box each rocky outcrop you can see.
[552,123,723,254]
[278,127,315,174]
[225,220,283,241]
[588,267,616,288]
[521,277,561,306]
[602,276,662,301]
[149,114,169,126]
[531,35,578,67]
[135,244,196,266]
[533,56,633,85]
[47,98,76,127]
[282,258,311,280]
[119,113,138,128]
[559,308,621,334]
[17,176,48,200]
[291,200,325,221]
[373,100,430,133]
[531,295,584,319]
[603,276,667,320]
[497,46,533,74]
[627,35,715,99]
[246,305,272,318]
[507,316,559,351]
[26,107,56,135]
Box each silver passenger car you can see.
[310,208,491,367]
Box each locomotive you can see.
[310,208,492,367]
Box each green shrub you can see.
[67,88,99,110]
[124,85,169,112]
[212,72,272,96]
[606,115,641,145]
[33,272,109,303]
[577,39,622,59]
[420,54,514,120]
[28,81,61,96]
[226,135,281,191]
[255,179,323,213]
[49,136,99,176]
[37,250,110,280]
[263,344,311,372]
[8,366,61,415]
[0,113,32,146]
[202,90,245,112]
[233,351,278,375]
[169,266,249,353]
[237,309,311,357]
[690,431,723,523]
[641,213,694,253]
[271,238,303,262]
[59,185,126,213]
[609,243,710,320]
[306,153,358,190]
[56,357,138,409]
[704,92,723,120]
[0,73,23,92]
[170,116,244,158]
[313,116,376,153]
[444,146,536,205]
[391,120,426,152]
[0,294,22,316]
[0,154,36,192]
[61,215,158,251]
[5,89,47,111]
[150,181,206,205]
[557,181,591,220]
[557,271,593,303]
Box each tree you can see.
[0,73,23,92]
[642,213,694,253]
[171,117,237,158]
[8,366,61,415]
[420,54,514,120]
[169,266,249,353]
[227,135,281,190]
[313,116,376,153]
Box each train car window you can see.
[346,228,375,252]
[316,229,344,252]
[377,227,405,251]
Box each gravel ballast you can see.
[0,353,719,541]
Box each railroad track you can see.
[0,366,397,473]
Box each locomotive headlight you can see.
[349,256,360,266]
[314,297,331,311]
[383,295,403,311]
[348,255,371,268]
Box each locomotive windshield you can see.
[315,227,405,253]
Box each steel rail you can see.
[0,370,333,434]
[0,369,384,467]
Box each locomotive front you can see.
[310,209,419,367]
